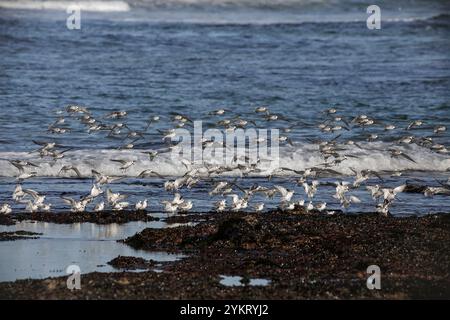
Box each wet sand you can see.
[0,210,449,299]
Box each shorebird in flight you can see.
[137,169,164,179]
[8,160,39,174]
[92,170,119,185]
[106,189,127,205]
[61,196,91,213]
[110,159,136,171]
[59,165,82,178]
[17,172,37,181]
[389,149,416,163]
[274,185,294,203]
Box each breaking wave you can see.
[0,142,448,178]
[0,1,130,12]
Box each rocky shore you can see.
[1,210,449,299]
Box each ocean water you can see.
[0,0,449,216]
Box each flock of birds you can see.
[1,104,449,217]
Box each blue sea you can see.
[0,1,449,215]
[0,0,450,282]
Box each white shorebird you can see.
[334,181,360,208]
[32,140,58,152]
[341,195,361,208]
[214,199,227,212]
[92,170,118,185]
[40,203,52,212]
[12,184,25,202]
[66,105,89,114]
[434,125,446,134]
[164,177,187,191]
[389,149,416,163]
[89,184,103,198]
[228,194,248,211]
[0,204,12,215]
[59,165,82,178]
[110,159,135,171]
[106,189,127,205]
[137,169,164,179]
[274,185,294,202]
[161,200,178,214]
[384,124,396,131]
[315,202,327,212]
[94,202,105,212]
[142,150,159,161]
[106,111,127,119]
[255,106,268,113]
[372,184,406,217]
[135,199,148,211]
[406,120,424,130]
[25,201,39,213]
[61,196,90,213]
[8,160,39,173]
[280,202,295,211]
[366,185,383,200]
[334,181,350,202]
[113,202,129,211]
[302,180,319,199]
[17,172,37,181]
[382,185,406,202]
[171,193,184,206]
[209,181,230,195]
[209,108,228,115]
[23,189,46,206]
[351,168,382,188]
[179,200,193,212]
[376,202,390,217]
[253,203,265,212]
[424,187,450,197]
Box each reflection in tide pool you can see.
[0,221,184,282]
[219,275,271,287]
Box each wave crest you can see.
[0,142,449,178]
[0,1,130,12]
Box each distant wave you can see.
[0,142,448,178]
[0,0,446,26]
[127,0,329,9]
[0,1,130,12]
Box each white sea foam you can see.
[0,142,448,178]
[0,1,130,12]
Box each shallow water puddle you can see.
[0,221,184,282]
[219,275,271,287]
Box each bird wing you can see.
[400,153,416,163]
[61,196,75,206]
[110,159,125,165]
[370,171,384,182]
[274,185,287,197]
[23,189,39,200]
[9,161,25,173]
[393,184,406,195]
[71,167,82,178]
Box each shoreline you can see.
[1,211,449,299]
[1,211,160,225]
